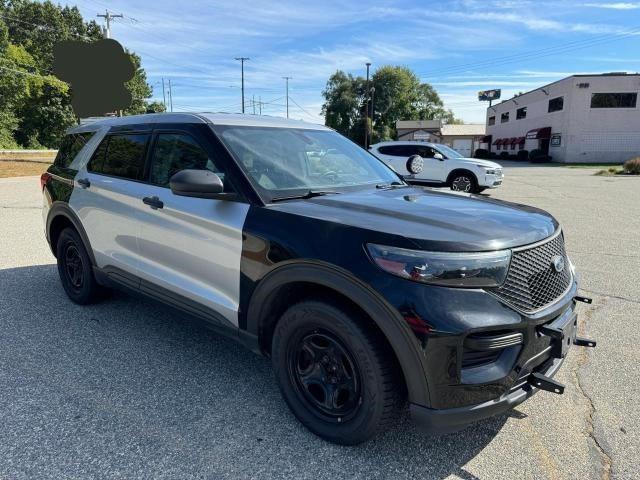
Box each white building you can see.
[484,73,640,163]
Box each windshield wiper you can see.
[271,190,341,202]
[376,181,408,189]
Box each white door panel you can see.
[70,170,144,275]
[135,184,249,327]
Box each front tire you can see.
[450,173,479,193]
[56,227,103,304]
[271,300,402,445]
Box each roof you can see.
[396,120,441,130]
[69,112,329,133]
[440,124,485,136]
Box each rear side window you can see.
[378,145,419,157]
[149,133,227,188]
[89,134,149,180]
[54,132,95,168]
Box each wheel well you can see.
[447,169,477,185]
[48,215,75,257]
[257,281,406,393]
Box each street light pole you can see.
[235,57,250,113]
[364,62,371,149]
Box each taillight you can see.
[40,172,52,190]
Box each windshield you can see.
[435,145,465,159]
[215,126,402,199]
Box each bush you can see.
[623,157,640,175]
[528,149,545,161]
[531,154,552,163]
[499,151,510,159]
[516,150,529,161]
[488,152,498,159]
[474,148,490,159]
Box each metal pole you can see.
[282,76,292,118]
[97,10,123,39]
[162,77,166,108]
[168,79,173,112]
[364,62,371,148]
[235,57,249,113]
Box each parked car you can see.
[42,113,593,445]
[369,141,504,193]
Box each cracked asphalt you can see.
[0,165,638,479]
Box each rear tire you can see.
[271,299,402,445]
[56,227,103,305]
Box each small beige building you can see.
[396,120,486,157]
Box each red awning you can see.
[480,135,492,143]
[509,137,518,145]
[493,138,503,145]
[516,136,525,145]
[526,127,551,140]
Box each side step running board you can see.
[529,372,565,394]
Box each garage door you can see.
[452,139,473,157]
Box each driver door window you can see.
[149,133,228,189]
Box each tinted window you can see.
[89,134,149,180]
[149,133,227,188]
[501,112,509,123]
[378,145,421,156]
[488,116,495,126]
[548,96,564,112]
[516,107,527,119]
[591,92,637,108]
[54,132,94,168]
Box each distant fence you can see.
[0,150,57,163]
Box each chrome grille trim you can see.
[489,229,573,314]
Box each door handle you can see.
[142,196,164,209]
[77,178,91,188]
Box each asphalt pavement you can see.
[0,166,638,479]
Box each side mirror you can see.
[170,169,234,200]
[406,154,424,174]
[433,153,444,161]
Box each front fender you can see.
[244,260,432,406]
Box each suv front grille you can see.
[490,231,572,313]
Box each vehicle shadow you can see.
[0,264,521,480]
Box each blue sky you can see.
[71,0,640,123]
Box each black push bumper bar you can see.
[411,296,596,434]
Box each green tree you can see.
[0,0,154,148]
[146,101,166,113]
[322,65,462,145]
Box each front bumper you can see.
[410,353,564,434]
[482,172,504,188]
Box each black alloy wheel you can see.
[272,300,403,445]
[56,227,103,304]
[287,330,362,422]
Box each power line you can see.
[288,96,314,117]
[418,26,640,78]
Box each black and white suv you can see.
[42,113,594,445]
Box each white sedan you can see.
[369,141,504,193]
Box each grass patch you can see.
[0,161,48,178]
[565,163,623,169]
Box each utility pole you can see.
[364,62,371,149]
[168,79,173,112]
[97,10,123,39]
[259,96,262,115]
[282,76,292,118]
[234,57,250,113]
[161,77,166,108]
[370,86,375,126]
[252,94,256,114]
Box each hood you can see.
[456,158,502,169]
[269,187,557,251]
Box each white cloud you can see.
[584,2,640,9]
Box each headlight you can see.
[366,244,511,287]
[485,169,496,175]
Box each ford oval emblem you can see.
[552,255,565,273]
